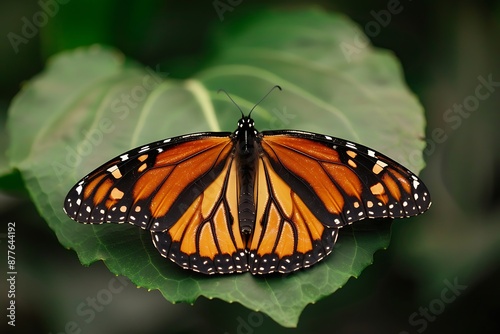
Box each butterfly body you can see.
[233,116,259,235]
[64,112,431,275]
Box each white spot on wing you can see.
[107,165,118,173]
[346,142,357,150]
[76,185,83,195]
[376,160,388,168]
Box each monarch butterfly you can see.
[64,86,431,275]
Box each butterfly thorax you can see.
[233,116,260,235]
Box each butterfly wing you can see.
[260,131,431,225]
[151,155,248,274]
[64,126,431,275]
[64,132,247,274]
[246,130,431,274]
[248,152,339,274]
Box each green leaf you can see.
[7,9,426,327]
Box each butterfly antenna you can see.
[218,89,244,118]
[248,85,282,117]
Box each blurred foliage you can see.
[1,0,499,333]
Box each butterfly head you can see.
[233,115,259,144]
[237,116,255,130]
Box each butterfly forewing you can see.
[260,131,431,227]
[64,133,233,228]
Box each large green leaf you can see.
[6,10,426,327]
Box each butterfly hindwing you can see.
[248,153,339,274]
[152,156,248,274]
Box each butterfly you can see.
[64,86,431,275]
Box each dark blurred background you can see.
[1,0,499,333]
